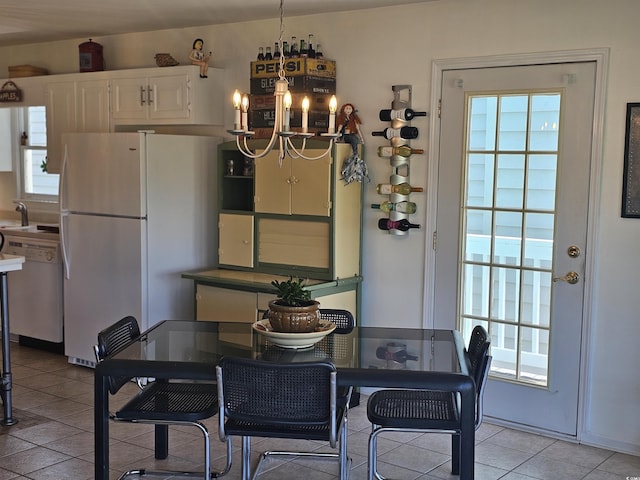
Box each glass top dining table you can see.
[94,320,478,480]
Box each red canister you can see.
[79,39,104,72]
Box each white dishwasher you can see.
[2,234,63,345]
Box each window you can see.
[19,106,59,198]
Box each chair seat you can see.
[367,389,459,430]
[224,405,348,441]
[116,382,217,422]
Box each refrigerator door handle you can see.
[59,146,71,280]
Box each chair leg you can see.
[241,436,252,480]
[339,419,351,480]
[368,425,386,480]
[451,433,460,475]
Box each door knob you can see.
[552,271,579,284]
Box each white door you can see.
[434,61,597,435]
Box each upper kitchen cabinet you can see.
[45,78,110,174]
[254,150,332,216]
[110,66,223,125]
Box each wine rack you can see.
[374,84,426,235]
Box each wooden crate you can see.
[8,65,49,78]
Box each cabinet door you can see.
[76,79,110,132]
[254,149,332,216]
[196,285,257,322]
[111,77,148,121]
[291,153,332,216]
[254,152,291,214]
[219,213,254,268]
[149,74,190,120]
[46,82,77,174]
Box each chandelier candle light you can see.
[228,0,340,165]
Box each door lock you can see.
[567,245,581,258]
[552,271,580,284]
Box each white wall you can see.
[0,0,637,455]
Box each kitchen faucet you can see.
[15,202,28,226]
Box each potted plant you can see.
[267,277,320,333]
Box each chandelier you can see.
[227,0,339,164]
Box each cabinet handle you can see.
[288,176,299,185]
[147,86,153,104]
[140,86,146,105]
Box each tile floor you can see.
[1,343,639,479]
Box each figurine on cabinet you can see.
[189,38,212,78]
[337,103,368,184]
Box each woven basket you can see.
[154,53,179,67]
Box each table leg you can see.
[0,272,17,426]
[94,369,110,480]
[155,424,169,459]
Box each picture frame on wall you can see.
[622,103,640,218]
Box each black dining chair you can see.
[216,356,353,480]
[94,315,231,479]
[366,325,492,480]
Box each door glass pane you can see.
[460,91,561,386]
[498,95,528,151]
[468,97,497,151]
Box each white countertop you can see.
[0,254,25,273]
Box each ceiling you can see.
[0,0,433,47]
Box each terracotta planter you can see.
[267,299,320,333]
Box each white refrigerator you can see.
[60,132,219,366]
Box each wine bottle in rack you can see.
[378,218,421,232]
[379,108,428,121]
[299,38,308,57]
[283,41,290,58]
[273,42,281,59]
[307,34,316,58]
[265,46,273,60]
[257,47,265,61]
[377,145,424,158]
[371,201,417,214]
[371,126,419,140]
[376,182,424,195]
[315,44,323,59]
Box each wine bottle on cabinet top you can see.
[265,46,273,60]
[273,42,281,59]
[371,201,417,214]
[378,218,421,231]
[257,47,265,61]
[308,34,316,58]
[378,108,428,121]
[377,145,424,158]
[290,37,299,57]
[371,126,419,140]
[376,182,424,195]
[315,44,323,59]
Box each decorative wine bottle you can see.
[376,347,418,362]
[376,182,424,195]
[257,47,265,61]
[307,34,316,58]
[377,145,425,158]
[264,46,273,60]
[273,42,281,59]
[290,37,299,57]
[299,38,308,57]
[315,44,323,59]
[379,108,428,121]
[378,218,421,232]
[371,126,419,140]
[371,201,417,214]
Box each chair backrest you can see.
[217,357,339,443]
[94,315,140,394]
[320,309,354,333]
[475,354,492,429]
[467,325,490,389]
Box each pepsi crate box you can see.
[250,75,336,95]
[250,93,333,111]
[250,109,330,129]
[250,58,336,79]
